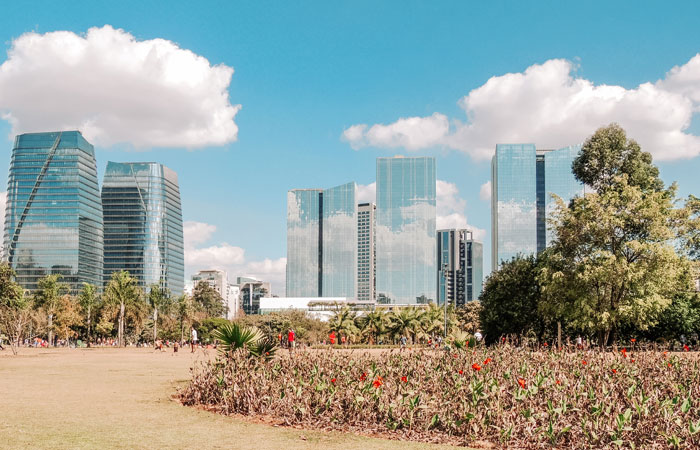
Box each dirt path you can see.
[0,347,456,449]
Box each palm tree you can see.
[420,303,444,340]
[34,274,68,346]
[356,309,387,344]
[78,283,100,346]
[176,294,194,343]
[328,305,358,340]
[388,307,421,344]
[215,322,277,360]
[148,284,172,344]
[104,270,143,347]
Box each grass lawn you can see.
[0,347,459,449]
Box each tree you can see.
[355,309,387,344]
[53,294,82,343]
[479,255,545,344]
[34,274,68,346]
[104,271,143,346]
[0,263,31,354]
[541,125,689,347]
[176,295,195,342]
[328,305,358,339]
[571,123,664,194]
[148,284,172,344]
[78,283,100,345]
[388,307,422,343]
[419,303,445,339]
[455,301,482,334]
[192,282,226,318]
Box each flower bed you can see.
[179,346,700,448]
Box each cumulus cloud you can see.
[436,180,486,241]
[0,25,240,149]
[479,181,492,202]
[183,220,285,294]
[343,56,700,161]
[356,182,376,203]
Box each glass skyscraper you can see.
[356,203,376,302]
[101,162,184,296]
[376,156,436,304]
[491,144,583,270]
[3,131,103,293]
[437,229,483,306]
[286,183,357,298]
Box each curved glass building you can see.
[101,162,184,296]
[3,131,104,293]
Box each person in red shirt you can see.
[287,329,295,353]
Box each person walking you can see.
[190,326,198,353]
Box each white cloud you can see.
[183,219,285,295]
[0,25,240,149]
[356,182,376,203]
[343,113,449,150]
[435,180,486,241]
[343,56,700,161]
[479,181,492,202]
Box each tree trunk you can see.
[87,305,92,347]
[48,313,54,347]
[119,302,125,347]
[557,321,562,350]
[153,308,158,344]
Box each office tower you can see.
[102,162,184,296]
[286,183,357,298]
[437,229,483,307]
[357,203,376,302]
[238,276,271,315]
[376,156,436,304]
[4,131,103,293]
[192,269,230,318]
[491,144,582,270]
[286,189,322,297]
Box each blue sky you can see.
[0,1,699,293]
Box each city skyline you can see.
[0,3,699,294]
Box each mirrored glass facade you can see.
[376,156,436,304]
[491,144,582,270]
[286,189,322,297]
[322,182,357,298]
[3,131,103,293]
[437,229,483,306]
[102,162,184,296]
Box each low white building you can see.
[259,297,374,321]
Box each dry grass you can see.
[0,347,457,449]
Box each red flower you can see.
[360,372,367,381]
[330,378,336,384]
[483,357,492,365]
[458,369,463,375]
[630,359,636,363]
[372,376,383,388]
[612,369,617,374]
[621,348,627,358]
[630,338,636,343]
[472,363,481,371]
[684,344,690,352]
[581,360,587,365]
[556,379,561,385]
[401,376,408,383]
[517,378,526,389]
[668,362,672,368]
[543,342,548,347]
[663,351,669,357]
[453,353,458,358]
